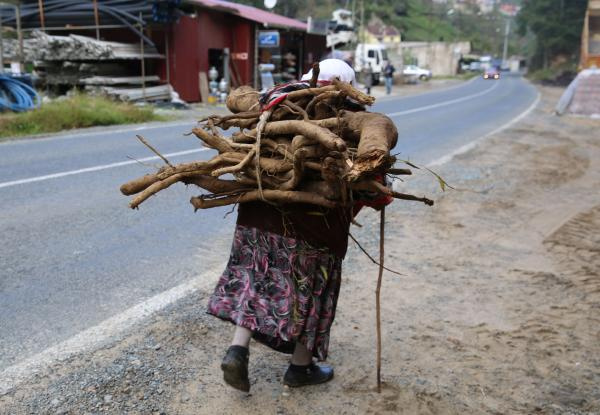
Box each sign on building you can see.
[258,31,280,47]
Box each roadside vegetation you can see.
[527,62,578,86]
[0,93,164,140]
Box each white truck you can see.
[354,43,389,85]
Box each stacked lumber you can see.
[4,31,171,100]
[31,32,162,61]
[82,76,173,103]
[80,76,161,86]
[0,38,38,62]
[87,84,173,102]
[121,71,433,211]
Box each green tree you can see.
[234,0,521,55]
[517,0,588,68]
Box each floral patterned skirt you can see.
[207,225,342,361]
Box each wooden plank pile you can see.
[2,31,172,101]
[87,84,173,102]
[80,75,161,85]
[31,32,162,61]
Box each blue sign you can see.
[258,31,280,47]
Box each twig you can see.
[387,168,412,176]
[190,189,337,210]
[211,149,256,177]
[282,99,310,121]
[348,233,402,276]
[351,218,363,227]
[332,77,375,106]
[376,207,385,393]
[254,110,273,201]
[309,62,320,88]
[126,155,161,169]
[391,191,434,206]
[223,202,238,219]
[136,135,172,167]
[306,91,340,115]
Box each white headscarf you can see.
[301,58,355,84]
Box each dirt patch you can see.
[1,86,600,414]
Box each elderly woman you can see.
[207,60,366,392]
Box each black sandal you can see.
[221,345,250,392]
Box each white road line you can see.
[386,80,500,117]
[0,148,209,189]
[0,262,226,396]
[427,88,542,167]
[375,74,480,103]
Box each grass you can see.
[0,93,165,140]
[527,62,578,84]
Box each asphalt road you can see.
[0,74,538,371]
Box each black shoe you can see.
[283,362,334,387]
[221,345,250,392]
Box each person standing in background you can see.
[383,61,395,95]
[362,63,373,95]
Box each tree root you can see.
[332,78,376,106]
[190,189,337,210]
[122,82,435,211]
[211,149,256,177]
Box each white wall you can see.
[395,41,472,76]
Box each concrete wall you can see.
[394,41,471,76]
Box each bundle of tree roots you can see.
[120,69,433,211]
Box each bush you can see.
[527,62,578,87]
[0,94,164,139]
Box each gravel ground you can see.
[2,85,599,415]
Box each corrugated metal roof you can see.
[185,0,308,31]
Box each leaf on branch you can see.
[398,159,454,192]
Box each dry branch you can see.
[332,78,376,106]
[190,189,337,210]
[122,83,433,212]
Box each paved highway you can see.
[0,74,538,372]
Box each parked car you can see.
[403,65,432,81]
[483,67,500,80]
[469,61,482,72]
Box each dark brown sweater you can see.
[236,201,353,258]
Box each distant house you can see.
[162,0,326,101]
[365,17,401,45]
[382,26,401,44]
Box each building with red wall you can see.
[0,0,326,103]
[154,0,326,102]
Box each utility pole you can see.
[360,0,364,45]
[16,2,23,67]
[0,8,4,74]
[502,17,511,66]
[351,0,356,47]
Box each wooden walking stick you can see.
[376,206,385,393]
